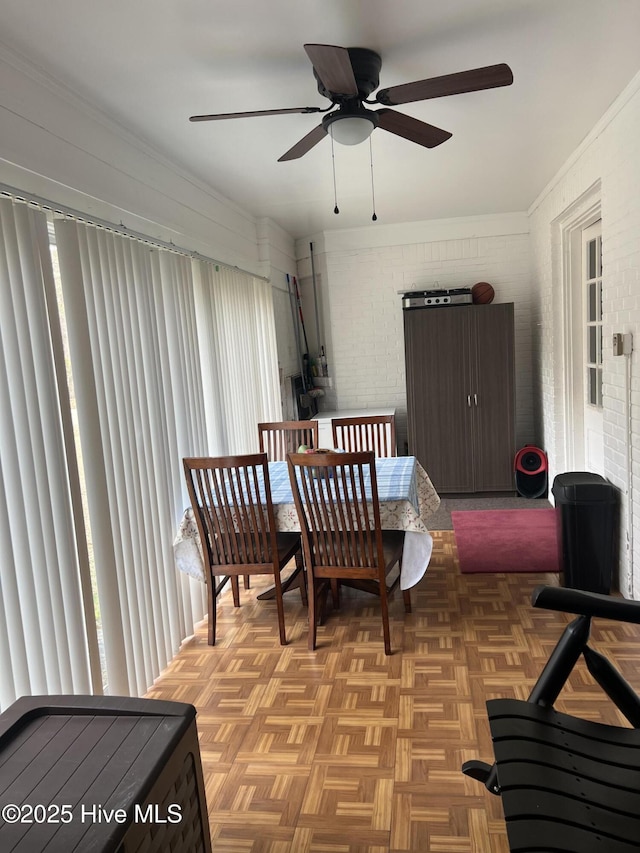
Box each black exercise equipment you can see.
[462,584,640,852]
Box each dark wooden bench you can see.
[462,585,640,853]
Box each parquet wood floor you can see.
[146,531,640,852]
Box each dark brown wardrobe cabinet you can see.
[404,302,515,493]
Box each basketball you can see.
[472,282,495,304]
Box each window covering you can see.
[194,261,281,454]
[0,199,97,709]
[1,197,283,706]
[54,220,211,696]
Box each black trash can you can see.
[552,472,618,594]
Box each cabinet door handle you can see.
[474,393,478,406]
[467,394,471,407]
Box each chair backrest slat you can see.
[258,420,319,461]
[331,415,396,457]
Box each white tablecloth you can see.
[174,456,440,590]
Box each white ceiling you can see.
[1,0,640,239]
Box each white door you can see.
[582,220,604,473]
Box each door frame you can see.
[554,181,601,471]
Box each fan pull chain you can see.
[330,131,339,214]
[369,137,377,221]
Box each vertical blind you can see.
[0,195,283,708]
[0,199,96,708]
[53,218,282,696]
[194,261,281,454]
[54,220,213,696]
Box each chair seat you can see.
[312,529,404,573]
[487,698,640,852]
[319,530,406,603]
[210,531,301,570]
[275,531,303,566]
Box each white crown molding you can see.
[295,212,529,257]
[0,38,257,226]
[528,67,640,216]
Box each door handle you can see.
[474,393,478,406]
[467,395,472,407]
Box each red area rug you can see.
[451,508,560,574]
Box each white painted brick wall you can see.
[313,226,532,456]
[529,74,640,597]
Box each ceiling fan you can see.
[189,44,513,161]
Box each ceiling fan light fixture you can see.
[322,104,379,146]
[327,115,376,145]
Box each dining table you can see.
[173,455,441,591]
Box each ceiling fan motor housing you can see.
[314,47,382,100]
[322,100,380,135]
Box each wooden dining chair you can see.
[331,414,397,457]
[183,454,306,646]
[287,450,410,655]
[258,420,319,461]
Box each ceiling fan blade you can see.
[376,63,513,106]
[190,106,323,122]
[376,109,452,148]
[304,44,358,96]
[278,124,327,161]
